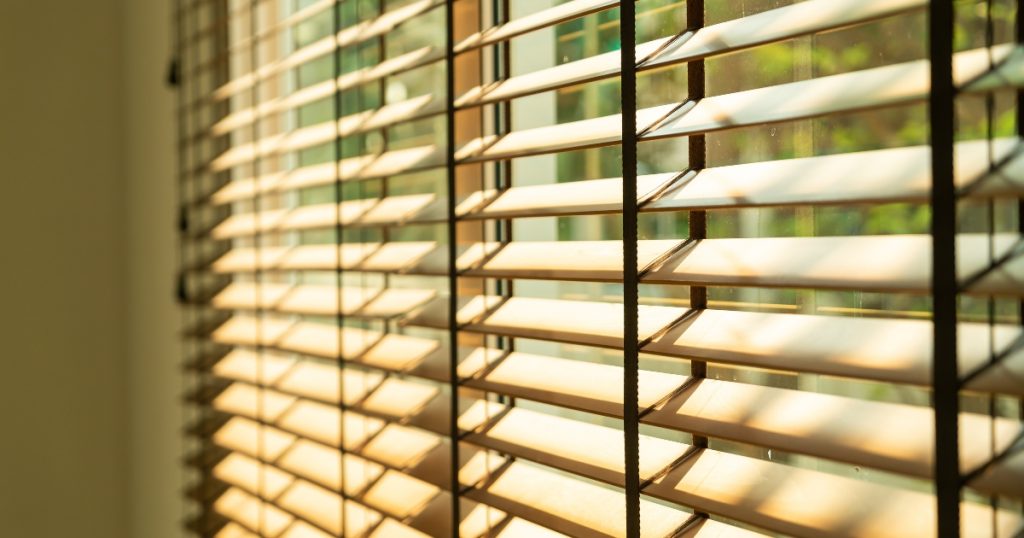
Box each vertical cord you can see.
[686,0,708,454]
[929,0,960,536]
[332,0,350,528]
[445,1,462,535]
[620,1,641,537]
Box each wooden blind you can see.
[177,0,1024,536]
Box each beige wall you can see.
[122,0,184,537]
[0,0,180,536]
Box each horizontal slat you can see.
[214,521,258,538]
[210,316,386,359]
[207,193,446,237]
[209,400,526,535]
[213,452,295,499]
[202,45,442,147]
[200,45,1021,204]
[210,80,336,137]
[207,93,443,171]
[207,376,1020,537]
[211,36,335,101]
[337,46,444,93]
[455,103,675,162]
[460,456,694,538]
[642,447,1021,538]
[202,235,1014,298]
[212,1,442,102]
[453,138,1024,220]
[210,348,297,389]
[211,417,393,493]
[456,402,1022,538]
[458,235,1023,296]
[454,0,617,53]
[218,0,334,59]
[458,348,1022,479]
[336,0,443,49]
[212,412,708,538]
[244,144,445,196]
[202,241,496,275]
[203,143,443,206]
[407,295,1024,394]
[203,135,1024,233]
[206,316,450,384]
[213,416,298,462]
[215,438,451,536]
[278,480,381,536]
[211,364,449,437]
[969,445,1024,500]
[197,135,1022,227]
[963,44,1024,92]
[456,0,925,107]
[203,329,445,394]
[213,487,294,537]
[277,438,383,494]
[646,45,1019,140]
[281,521,333,538]
[455,45,1022,162]
[210,282,436,317]
[964,348,1024,397]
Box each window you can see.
[178,0,1024,536]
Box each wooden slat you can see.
[207,193,446,238]
[210,282,436,317]
[454,0,618,53]
[280,521,334,538]
[969,445,1024,500]
[642,448,1021,538]
[213,417,298,462]
[206,315,449,383]
[454,45,1021,163]
[457,403,1021,538]
[454,104,676,162]
[646,45,1019,141]
[211,348,296,386]
[277,438,382,494]
[211,416,640,538]
[209,378,1018,538]
[207,93,443,171]
[337,0,444,49]
[407,295,1024,394]
[203,136,1024,232]
[212,1,442,102]
[213,452,295,499]
[450,138,1023,220]
[456,235,1022,295]
[215,522,258,538]
[646,138,1024,210]
[456,0,925,107]
[459,348,1024,479]
[461,458,692,538]
[213,487,294,537]
[277,480,381,536]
